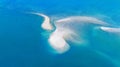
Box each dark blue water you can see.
[0,0,120,67]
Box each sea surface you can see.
[0,0,120,67]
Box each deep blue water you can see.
[0,0,120,67]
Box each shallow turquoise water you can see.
[0,0,120,67]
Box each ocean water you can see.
[0,0,120,67]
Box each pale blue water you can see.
[0,0,120,67]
